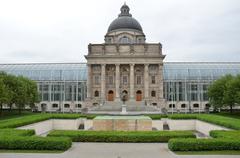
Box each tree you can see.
[208,74,240,113]
[208,75,233,110]
[0,78,10,116]
[1,73,16,111]
[224,75,240,113]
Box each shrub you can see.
[0,114,84,129]
[48,130,195,142]
[210,130,240,139]
[168,138,240,151]
[0,136,72,150]
[168,114,197,120]
[0,129,35,137]
[144,114,167,120]
[197,114,240,130]
[168,114,240,130]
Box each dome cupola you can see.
[107,3,143,33]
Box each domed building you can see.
[0,3,240,113]
[85,3,166,109]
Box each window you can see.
[191,84,198,91]
[151,76,156,84]
[94,75,100,85]
[52,104,58,108]
[169,104,175,108]
[193,104,199,108]
[203,85,208,91]
[64,104,70,108]
[152,103,157,106]
[151,91,156,97]
[181,104,186,108]
[136,76,142,85]
[108,76,114,85]
[75,104,82,108]
[123,75,128,85]
[205,104,210,108]
[94,91,99,97]
[119,36,131,43]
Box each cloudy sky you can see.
[0,0,240,63]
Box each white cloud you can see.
[0,0,239,63]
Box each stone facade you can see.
[85,4,166,109]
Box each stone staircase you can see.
[89,101,159,112]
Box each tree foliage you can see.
[208,74,240,113]
[0,72,39,115]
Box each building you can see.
[0,4,240,113]
[85,4,165,108]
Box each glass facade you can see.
[0,62,240,112]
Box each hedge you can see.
[0,129,35,137]
[210,130,240,139]
[145,114,168,120]
[168,138,240,151]
[0,114,84,129]
[0,136,72,150]
[168,114,240,130]
[48,130,195,142]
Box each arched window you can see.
[52,104,58,108]
[75,104,82,108]
[94,91,99,97]
[64,104,70,108]
[119,36,131,44]
[181,104,186,108]
[151,91,156,97]
[169,104,175,108]
[193,103,199,108]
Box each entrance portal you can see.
[108,90,114,101]
[136,90,142,101]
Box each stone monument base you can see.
[93,116,152,131]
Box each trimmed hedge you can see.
[168,114,240,130]
[0,136,72,150]
[0,114,84,129]
[168,138,240,151]
[145,114,168,120]
[168,114,197,120]
[210,130,240,139]
[0,129,35,137]
[48,130,196,142]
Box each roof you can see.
[0,62,240,81]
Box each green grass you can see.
[175,150,240,155]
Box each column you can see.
[159,64,164,99]
[144,64,149,99]
[130,64,135,100]
[115,64,120,101]
[86,64,92,98]
[101,64,106,102]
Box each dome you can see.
[107,4,143,32]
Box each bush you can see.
[197,114,240,130]
[168,114,240,130]
[0,129,35,137]
[48,130,195,142]
[168,114,197,120]
[0,136,72,150]
[168,138,240,151]
[210,130,240,139]
[144,114,167,120]
[0,114,84,129]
